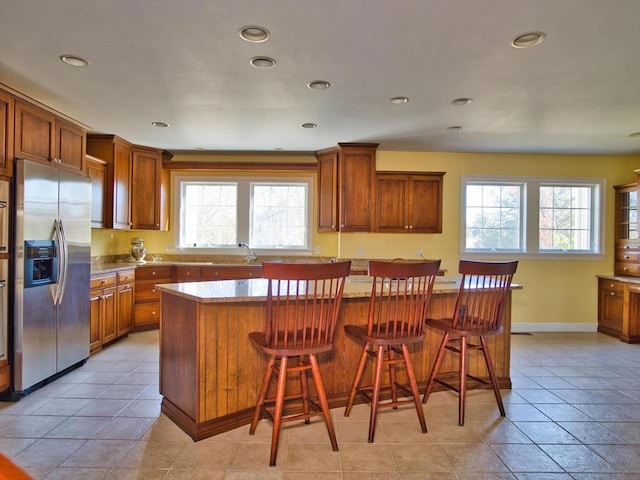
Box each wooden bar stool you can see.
[248,260,351,466]
[422,259,518,425]
[343,259,441,442]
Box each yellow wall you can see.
[91,149,640,329]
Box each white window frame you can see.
[172,173,314,256]
[461,176,605,259]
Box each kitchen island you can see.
[157,276,520,441]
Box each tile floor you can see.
[0,330,639,479]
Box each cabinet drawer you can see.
[200,265,262,280]
[134,302,161,325]
[90,273,117,289]
[615,263,640,276]
[176,266,201,282]
[135,279,164,302]
[599,279,625,293]
[618,242,640,251]
[135,265,173,280]
[117,269,135,283]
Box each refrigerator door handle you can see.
[57,219,69,305]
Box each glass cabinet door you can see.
[616,184,638,242]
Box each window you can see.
[175,174,313,253]
[462,177,603,257]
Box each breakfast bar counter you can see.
[157,277,519,441]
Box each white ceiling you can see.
[1,0,639,156]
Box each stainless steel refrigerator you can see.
[12,158,91,396]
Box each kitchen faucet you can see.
[238,242,257,263]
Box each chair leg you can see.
[401,344,427,433]
[269,355,289,466]
[250,356,275,435]
[368,344,385,443]
[458,336,467,426]
[422,331,450,404]
[345,343,370,417]
[308,353,339,452]
[299,356,311,424]
[479,336,506,417]
[388,346,398,409]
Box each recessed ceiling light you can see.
[390,96,409,105]
[447,126,464,132]
[512,31,546,48]
[629,132,640,137]
[451,97,473,106]
[250,56,276,68]
[307,80,331,90]
[301,123,317,129]
[151,121,169,128]
[60,55,89,67]
[239,25,270,43]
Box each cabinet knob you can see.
[610,292,616,296]
[152,272,156,276]
[409,225,413,229]
[625,255,630,259]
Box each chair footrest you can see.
[434,373,492,393]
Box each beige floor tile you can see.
[339,443,397,472]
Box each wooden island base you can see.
[158,279,515,441]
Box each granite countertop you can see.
[155,276,477,304]
[596,274,640,284]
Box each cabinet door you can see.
[101,286,117,344]
[88,156,107,228]
[408,174,443,233]
[131,148,162,230]
[339,146,376,232]
[89,290,102,352]
[117,282,135,337]
[55,119,86,174]
[375,175,409,232]
[113,142,132,229]
[0,90,14,177]
[597,280,624,337]
[14,101,55,164]
[317,152,338,232]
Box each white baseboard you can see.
[511,323,598,333]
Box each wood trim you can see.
[0,82,91,131]
[162,160,317,171]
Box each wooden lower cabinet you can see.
[90,268,136,353]
[134,265,174,329]
[134,264,264,329]
[117,270,135,337]
[597,277,640,343]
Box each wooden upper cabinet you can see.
[55,118,86,174]
[87,154,108,228]
[0,90,13,177]
[15,100,87,174]
[131,146,170,231]
[87,134,133,230]
[315,143,378,232]
[375,172,445,233]
[14,100,55,164]
[317,151,338,232]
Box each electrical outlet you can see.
[416,248,423,257]
[313,246,321,255]
[357,247,364,257]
